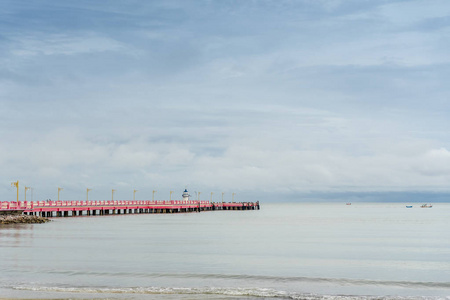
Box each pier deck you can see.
[0,200,260,217]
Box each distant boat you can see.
[420,204,432,208]
[406,205,413,208]
[346,203,351,205]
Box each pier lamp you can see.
[210,192,213,202]
[11,180,19,203]
[24,186,31,201]
[133,189,138,201]
[152,190,157,201]
[232,192,236,202]
[86,188,92,201]
[58,187,63,201]
[112,189,116,201]
[198,192,201,201]
[222,192,225,203]
[170,191,174,201]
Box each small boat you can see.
[346,203,351,205]
[406,206,413,208]
[420,204,432,208]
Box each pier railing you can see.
[0,200,260,217]
[0,200,259,210]
[0,200,212,209]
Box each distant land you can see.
[245,191,450,203]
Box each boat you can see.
[406,206,413,208]
[346,203,351,205]
[420,204,432,208]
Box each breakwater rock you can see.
[0,214,50,224]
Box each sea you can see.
[0,202,449,300]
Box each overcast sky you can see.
[1,0,450,202]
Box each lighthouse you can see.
[182,189,190,201]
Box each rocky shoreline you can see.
[0,214,51,224]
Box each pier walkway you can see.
[0,200,260,217]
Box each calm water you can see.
[0,202,449,300]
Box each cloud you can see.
[411,148,450,177]
[379,0,450,28]
[1,1,450,201]
[10,34,126,57]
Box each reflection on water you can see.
[0,224,35,248]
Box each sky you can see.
[1,0,450,202]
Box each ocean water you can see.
[0,202,449,300]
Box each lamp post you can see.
[133,189,138,201]
[232,192,236,202]
[11,180,19,203]
[86,188,92,201]
[222,192,225,203]
[112,189,116,201]
[210,192,213,202]
[170,191,173,201]
[58,187,63,201]
[24,186,31,201]
[198,192,201,201]
[152,190,157,201]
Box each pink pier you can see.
[0,200,260,217]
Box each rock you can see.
[0,214,51,224]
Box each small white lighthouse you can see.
[182,189,190,201]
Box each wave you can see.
[13,269,450,289]
[11,285,450,300]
